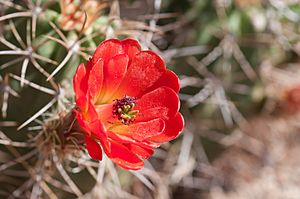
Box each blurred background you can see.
[1,0,300,198]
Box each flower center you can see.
[112,96,139,125]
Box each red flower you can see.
[73,38,184,170]
[58,0,106,33]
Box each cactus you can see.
[0,1,172,198]
[2,0,300,199]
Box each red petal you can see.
[73,63,88,111]
[85,136,102,160]
[95,104,114,123]
[121,38,141,60]
[88,59,104,103]
[93,39,124,64]
[88,119,106,139]
[100,54,129,103]
[109,118,165,141]
[107,131,160,149]
[73,63,86,94]
[149,113,184,143]
[85,101,98,121]
[115,51,166,97]
[74,109,91,136]
[147,70,180,93]
[85,59,93,74]
[128,144,154,159]
[95,104,118,129]
[135,86,180,122]
[83,102,107,139]
[103,139,144,170]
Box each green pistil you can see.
[119,105,138,120]
[112,96,139,125]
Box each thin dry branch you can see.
[0,11,31,22]
[9,74,56,95]
[17,97,57,130]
